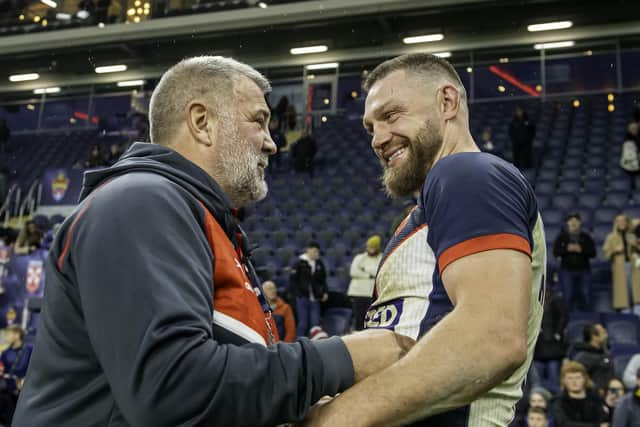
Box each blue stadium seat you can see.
[592,290,614,313]
[552,193,576,212]
[583,179,606,195]
[609,178,631,193]
[567,320,594,344]
[594,207,619,225]
[535,181,555,196]
[613,354,636,380]
[603,314,640,346]
[578,194,602,211]
[557,180,581,194]
[542,209,564,227]
[603,192,629,209]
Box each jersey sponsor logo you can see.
[365,299,404,329]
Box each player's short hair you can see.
[149,56,271,145]
[560,360,593,390]
[363,53,467,102]
[527,407,547,418]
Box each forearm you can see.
[316,309,524,427]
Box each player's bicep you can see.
[441,249,531,335]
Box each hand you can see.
[16,378,24,391]
[341,329,415,383]
[321,293,328,302]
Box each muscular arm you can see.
[305,249,531,426]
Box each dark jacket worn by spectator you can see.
[290,254,328,300]
[13,143,354,427]
[291,130,317,173]
[573,342,615,393]
[534,284,568,361]
[552,390,607,427]
[509,108,536,168]
[553,231,597,271]
[612,387,640,427]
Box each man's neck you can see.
[432,125,479,167]
[11,340,22,350]
[568,390,587,399]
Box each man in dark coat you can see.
[509,106,536,168]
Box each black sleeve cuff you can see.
[310,336,355,396]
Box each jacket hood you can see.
[80,142,237,236]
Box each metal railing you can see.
[0,184,19,228]
[16,179,43,228]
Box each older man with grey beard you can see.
[13,56,413,427]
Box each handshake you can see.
[289,329,416,427]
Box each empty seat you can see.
[594,207,619,225]
[552,193,576,212]
[578,194,602,211]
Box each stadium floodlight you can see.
[117,80,145,87]
[9,73,40,82]
[534,40,575,50]
[402,33,444,44]
[41,0,57,8]
[34,87,60,94]
[305,62,339,70]
[95,65,128,74]
[433,51,452,58]
[258,2,267,8]
[527,21,573,32]
[290,45,328,55]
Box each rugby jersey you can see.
[365,152,546,427]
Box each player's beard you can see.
[382,121,443,198]
[217,118,269,207]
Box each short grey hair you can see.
[363,53,467,103]
[149,56,271,145]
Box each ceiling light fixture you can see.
[534,40,575,50]
[290,45,328,55]
[402,33,444,44]
[95,64,128,74]
[527,20,573,32]
[305,62,339,70]
[117,80,145,87]
[9,73,40,82]
[34,87,60,94]
[433,51,451,58]
[41,0,57,8]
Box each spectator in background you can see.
[604,378,626,423]
[268,118,286,171]
[534,280,568,393]
[0,119,9,153]
[290,125,317,177]
[105,144,123,166]
[273,96,289,132]
[612,368,640,427]
[290,241,328,337]
[527,407,550,427]
[553,213,597,311]
[509,106,536,169]
[552,361,607,427]
[13,221,42,255]
[84,144,106,169]
[573,323,615,394]
[285,103,297,132]
[348,235,382,331]
[620,122,639,193]
[0,325,32,426]
[480,126,500,157]
[603,214,640,314]
[262,281,296,343]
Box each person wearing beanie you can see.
[348,235,383,331]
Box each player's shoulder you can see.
[425,152,529,194]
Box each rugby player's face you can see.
[363,70,443,197]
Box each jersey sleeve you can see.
[422,155,534,275]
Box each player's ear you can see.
[186,99,216,147]
[439,84,461,121]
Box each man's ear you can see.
[438,84,462,121]
[186,100,216,147]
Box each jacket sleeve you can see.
[611,396,630,427]
[582,234,597,258]
[68,177,354,427]
[623,354,640,389]
[349,254,370,279]
[553,233,567,258]
[603,234,617,260]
